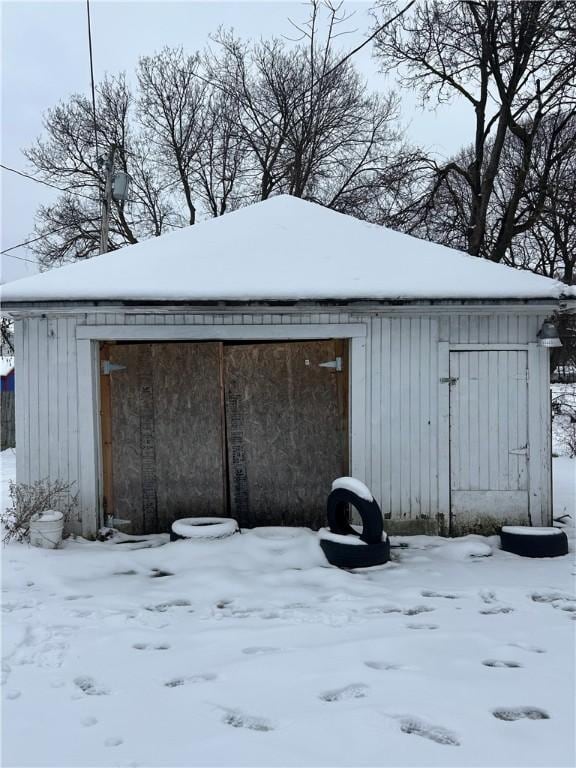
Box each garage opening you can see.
[100,339,348,534]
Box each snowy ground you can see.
[1,448,575,768]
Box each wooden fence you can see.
[1,392,15,450]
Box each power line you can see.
[0,164,97,201]
[192,1,416,142]
[86,0,100,164]
[0,225,73,258]
[1,251,39,264]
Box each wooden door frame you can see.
[77,323,367,534]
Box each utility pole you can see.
[99,144,116,254]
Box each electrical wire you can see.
[0,164,98,201]
[1,225,77,258]
[86,0,100,164]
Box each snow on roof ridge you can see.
[1,195,573,304]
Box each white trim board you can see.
[76,323,367,341]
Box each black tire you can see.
[326,488,383,545]
[320,537,391,569]
[500,527,569,558]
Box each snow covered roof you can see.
[2,195,573,304]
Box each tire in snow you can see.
[170,517,239,541]
[326,487,384,545]
[500,526,568,558]
[319,536,390,569]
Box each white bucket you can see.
[29,510,64,549]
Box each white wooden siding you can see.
[14,308,552,535]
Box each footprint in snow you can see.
[363,605,402,615]
[149,569,173,578]
[74,676,109,696]
[403,605,436,616]
[165,673,217,688]
[480,606,514,615]
[64,594,93,601]
[406,622,439,630]
[319,683,369,702]
[104,736,124,747]
[492,707,549,721]
[482,659,522,668]
[478,591,513,613]
[508,642,546,654]
[221,708,274,732]
[364,661,402,671]
[530,591,573,604]
[81,716,98,727]
[397,716,460,746]
[145,600,192,613]
[132,643,170,651]
[421,590,461,600]
[242,646,280,655]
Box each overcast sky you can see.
[1,0,473,284]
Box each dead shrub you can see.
[1,478,78,544]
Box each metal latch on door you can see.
[509,445,528,456]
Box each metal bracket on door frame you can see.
[101,360,127,375]
[440,376,459,385]
[318,356,343,372]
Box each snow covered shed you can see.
[2,195,574,538]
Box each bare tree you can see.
[207,4,411,214]
[374,1,576,261]
[24,74,178,267]
[23,5,414,266]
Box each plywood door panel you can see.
[152,342,226,530]
[224,340,347,529]
[107,342,225,534]
[449,350,529,532]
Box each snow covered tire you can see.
[320,537,390,569]
[326,488,384,545]
[170,517,239,541]
[500,526,569,558]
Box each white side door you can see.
[449,350,529,533]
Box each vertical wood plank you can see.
[28,319,40,482]
[438,342,450,526]
[47,318,59,483]
[528,343,545,525]
[56,318,69,490]
[370,318,382,507]
[37,319,50,480]
[76,338,99,535]
[350,335,367,483]
[14,320,28,484]
[380,318,392,517]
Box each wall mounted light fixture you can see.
[536,320,562,348]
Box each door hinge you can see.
[318,356,343,372]
[101,360,127,375]
[440,376,459,385]
[509,445,528,456]
[105,514,132,528]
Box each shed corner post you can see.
[350,332,368,485]
[76,337,101,538]
[437,341,451,535]
[527,342,551,527]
